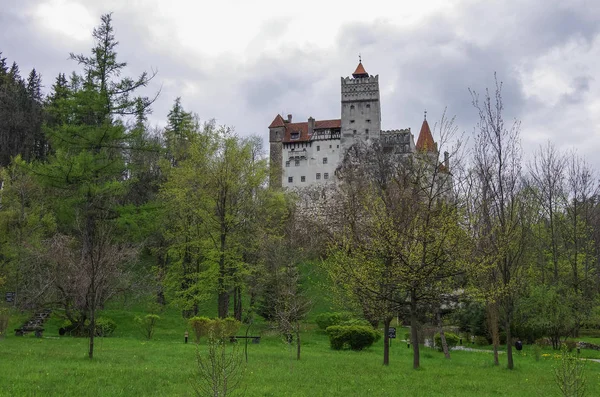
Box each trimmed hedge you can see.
[326,325,378,351]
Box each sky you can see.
[1,0,600,166]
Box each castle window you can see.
[288,177,293,183]
[324,173,329,180]
[316,173,321,180]
[295,159,300,166]
[285,161,290,167]
[329,145,332,148]
[301,176,306,182]
[353,130,357,135]
[291,132,300,140]
[365,129,369,134]
[350,105,355,110]
[366,119,371,123]
[337,145,339,148]
[366,104,371,108]
[350,120,355,124]
[317,145,320,151]
[323,157,328,164]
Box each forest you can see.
[1,13,600,383]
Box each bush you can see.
[61,317,116,337]
[563,340,577,353]
[475,336,489,346]
[326,325,377,351]
[315,312,353,330]
[135,314,160,340]
[189,317,241,342]
[94,317,117,336]
[434,332,460,351]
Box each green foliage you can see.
[315,312,353,330]
[554,344,586,397]
[453,301,487,337]
[135,314,160,340]
[95,317,117,337]
[61,317,116,337]
[189,317,241,342]
[434,332,460,351]
[474,336,489,346]
[326,325,378,351]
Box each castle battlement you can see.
[341,75,379,84]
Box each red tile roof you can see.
[352,62,369,78]
[416,119,437,152]
[268,114,286,128]
[282,119,341,143]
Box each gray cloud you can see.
[1,0,600,167]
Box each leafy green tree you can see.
[35,13,155,359]
[159,117,270,319]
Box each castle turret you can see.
[268,114,286,188]
[340,60,381,153]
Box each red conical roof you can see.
[416,119,437,152]
[352,62,369,78]
[268,114,285,128]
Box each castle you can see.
[268,60,442,189]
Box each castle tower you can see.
[268,114,286,188]
[340,60,381,153]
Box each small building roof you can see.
[268,114,286,128]
[282,119,341,142]
[352,62,369,78]
[416,119,437,152]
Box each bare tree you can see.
[470,75,529,369]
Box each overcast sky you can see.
[2,0,599,166]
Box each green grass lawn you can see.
[2,318,599,397]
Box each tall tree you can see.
[35,13,155,359]
[469,75,529,369]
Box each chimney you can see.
[444,151,449,170]
[308,117,315,136]
[287,114,292,123]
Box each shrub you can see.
[135,314,160,340]
[563,340,577,353]
[189,317,212,342]
[326,325,377,351]
[60,317,116,337]
[315,312,353,330]
[339,318,372,327]
[189,317,241,342]
[434,332,460,351]
[474,336,489,346]
[94,317,117,337]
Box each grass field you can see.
[2,265,599,396]
[2,307,599,397]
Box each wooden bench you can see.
[229,336,261,344]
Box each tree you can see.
[469,75,529,369]
[159,119,269,320]
[35,13,155,359]
[327,112,467,368]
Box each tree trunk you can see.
[383,316,391,366]
[218,231,229,318]
[487,302,500,366]
[296,322,301,360]
[437,310,450,359]
[506,317,514,369]
[233,285,242,321]
[410,292,420,369]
